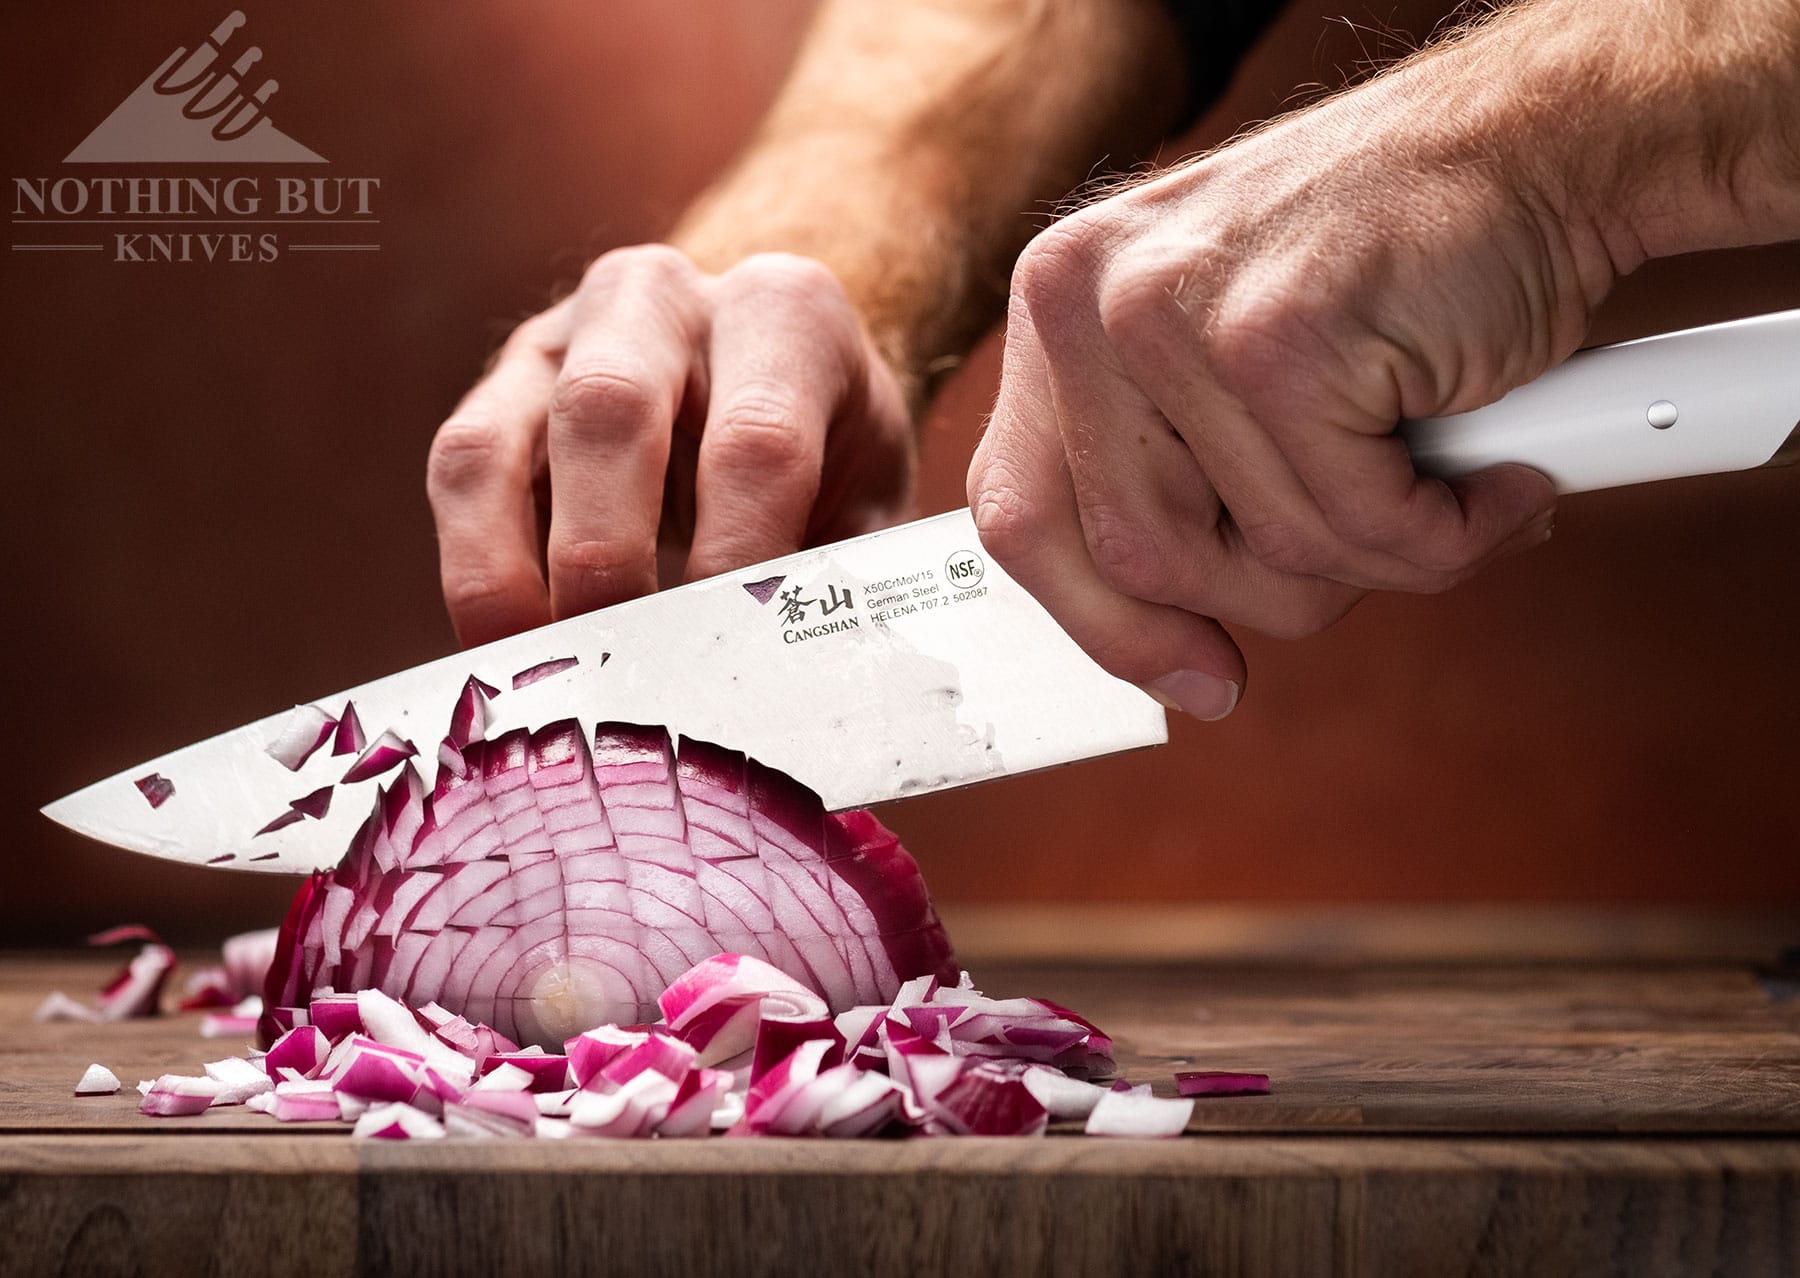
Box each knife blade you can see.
[44,308,1800,874]
[42,508,1168,873]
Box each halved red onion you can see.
[263,718,957,1051]
[74,1063,121,1095]
[265,705,338,771]
[1174,1070,1270,1097]
[511,656,579,690]
[341,730,418,784]
[332,702,366,757]
[1084,1090,1194,1138]
[134,773,175,808]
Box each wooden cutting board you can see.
[4,910,1799,1276]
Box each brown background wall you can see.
[3,1,1797,944]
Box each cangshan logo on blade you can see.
[11,11,381,263]
[773,581,860,644]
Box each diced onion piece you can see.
[200,1012,261,1039]
[256,808,306,837]
[1084,1090,1194,1138]
[511,656,579,690]
[74,1063,121,1095]
[1174,1071,1270,1097]
[134,773,175,808]
[203,1057,274,1106]
[290,786,334,821]
[342,730,418,784]
[1021,1066,1109,1120]
[140,1074,224,1117]
[265,705,338,771]
[332,702,366,757]
[87,924,162,946]
[355,1102,447,1140]
[96,943,176,1020]
[35,991,101,1023]
[449,675,500,747]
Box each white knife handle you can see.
[1400,309,1800,494]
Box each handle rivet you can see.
[1647,400,1678,430]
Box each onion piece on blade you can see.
[133,773,175,808]
[265,705,337,771]
[511,656,578,690]
[341,730,418,784]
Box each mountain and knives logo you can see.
[12,11,380,261]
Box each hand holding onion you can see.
[427,246,914,647]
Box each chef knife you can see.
[43,308,1800,873]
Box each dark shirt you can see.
[1163,0,1289,130]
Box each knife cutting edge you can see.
[43,309,1800,873]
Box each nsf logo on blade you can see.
[944,550,985,591]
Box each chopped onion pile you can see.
[262,719,958,1050]
[137,951,1146,1140]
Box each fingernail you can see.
[1147,671,1240,721]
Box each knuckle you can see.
[726,251,844,303]
[1094,248,1189,351]
[1085,507,1175,602]
[1204,288,1324,416]
[708,393,814,475]
[1235,513,1336,578]
[441,570,527,618]
[551,361,662,437]
[547,535,648,601]
[1012,218,1101,313]
[427,416,510,498]
[969,474,1037,569]
[1258,606,1334,642]
[584,242,692,289]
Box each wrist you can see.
[669,133,971,410]
[1436,0,1800,269]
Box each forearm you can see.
[670,0,1189,406]
[1387,0,1800,278]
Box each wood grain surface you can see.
[4,913,1800,1276]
